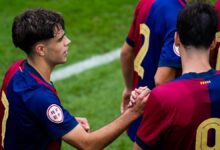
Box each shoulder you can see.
[148,0,183,27]
[215,0,220,9]
[215,70,220,75]
[10,70,59,104]
[149,80,187,106]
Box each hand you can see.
[121,88,132,113]
[127,86,150,115]
[76,117,90,132]
[128,86,149,107]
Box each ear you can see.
[210,38,217,50]
[174,32,180,47]
[35,43,46,56]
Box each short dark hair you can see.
[12,8,65,54]
[177,3,218,49]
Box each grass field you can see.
[0,0,217,149]
[0,0,137,79]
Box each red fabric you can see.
[0,60,24,149]
[137,79,211,149]
[127,0,155,89]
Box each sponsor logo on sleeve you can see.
[47,104,64,123]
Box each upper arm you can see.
[121,42,134,56]
[133,143,143,150]
[158,7,182,69]
[154,66,177,86]
[24,87,78,139]
[155,20,181,86]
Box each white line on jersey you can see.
[51,48,120,82]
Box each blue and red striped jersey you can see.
[126,0,186,90]
[136,69,220,150]
[126,0,186,141]
[0,60,78,150]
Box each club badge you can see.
[47,104,64,123]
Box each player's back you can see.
[151,69,220,149]
[128,0,186,142]
[136,0,185,89]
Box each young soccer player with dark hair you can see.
[120,0,186,141]
[131,3,220,150]
[0,8,150,150]
[211,0,220,69]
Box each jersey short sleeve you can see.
[158,30,181,68]
[126,0,154,48]
[22,85,78,139]
[126,0,143,47]
[157,3,182,68]
[136,91,173,149]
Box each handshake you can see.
[124,86,151,115]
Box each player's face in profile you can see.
[43,26,71,66]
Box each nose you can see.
[64,36,71,46]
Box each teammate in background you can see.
[120,0,186,141]
[0,8,150,150]
[210,0,220,69]
[132,3,220,149]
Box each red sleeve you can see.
[215,0,220,30]
[127,0,154,48]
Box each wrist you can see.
[123,108,140,121]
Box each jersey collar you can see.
[24,60,54,87]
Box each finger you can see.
[82,122,90,132]
[139,88,151,97]
[137,86,148,93]
[134,88,142,94]
[130,97,136,104]
[127,101,134,108]
[142,94,150,103]
[131,90,137,96]
[120,106,124,114]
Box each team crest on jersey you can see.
[47,104,64,123]
[173,44,180,57]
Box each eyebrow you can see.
[57,33,65,41]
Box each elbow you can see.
[154,74,168,86]
[76,139,104,150]
[154,77,163,87]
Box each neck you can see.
[27,57,54,84]
[180,46,211,74]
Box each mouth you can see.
[64,49,68,55]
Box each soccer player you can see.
[211,0,220,69]
[120,0,186,141]
[132,3,220,149]
[0,8,150,150]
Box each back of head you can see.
[12,8,64,54]
[177,3,218,49]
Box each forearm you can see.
[86,110,140,150]
[63,89,150,150]
[120,42,135,90]
[64,110,140,150]
[86,88,150,150]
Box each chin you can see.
[57,60,67,65]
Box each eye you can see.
[58,37,63,42]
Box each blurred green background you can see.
[0,0,217,149]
